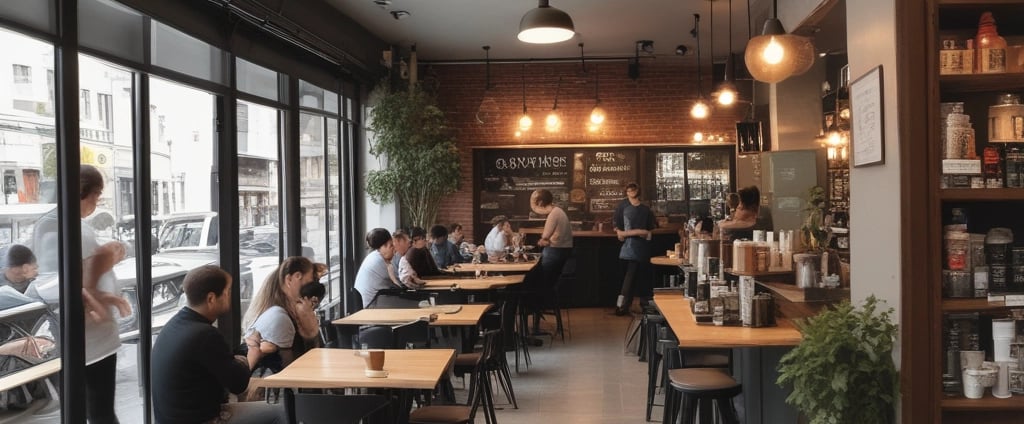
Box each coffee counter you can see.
[653,295,802,348]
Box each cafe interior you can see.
[0,0,1022,423]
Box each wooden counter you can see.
[261,348,454,390]
[520,227,681,238]
[653,294,802,348]
[445,262,535,273]
[651,256,684,267]
[419,274,524,291]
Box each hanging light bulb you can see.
[693,132,705,142]
[588,52,607,125]
[691,100,710,119]
[717,82,737,106]
[590,105,606,125]
[744,0,815,83]
[518,64,531,132]
[691,13,710,120]
[545,109,561,132]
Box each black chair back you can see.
[284,389,389,424]
[356,319,431,349]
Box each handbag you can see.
[0,324,55,410]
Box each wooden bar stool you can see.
[662,368,741,424]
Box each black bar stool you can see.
[662,368,742,424]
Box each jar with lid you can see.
[975,11,1007,74]
[940,102,965,159]
[945,111,975,159]
[1006,145,1024,188]
[989,93,1024,143]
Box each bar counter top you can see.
[653,294,803,348]
[520,227,681,237]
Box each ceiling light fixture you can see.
[518,0,575,44]
[546,76,563,132]
[691,13,710,120]
[743,0,814,83]
[716,0,738,106]
[518,64,532,131]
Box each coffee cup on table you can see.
[355,349,387,377]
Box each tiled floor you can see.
[485,308,655,424]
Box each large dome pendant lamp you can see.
[691,13,710,120]
[518,0,576,44]
[743,0,814,83]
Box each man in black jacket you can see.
[152,265,282,424]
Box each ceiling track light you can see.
[743,0,815,83]
[691,13,710,120]
[518,0,575,44]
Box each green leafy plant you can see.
[800,185,831,253]
[365,81,460,229]
[777,295,898,424]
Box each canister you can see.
[943,270,974,298]
[988,93,1024,142]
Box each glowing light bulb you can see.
[693,132,704,142]
[518,114,532,131]
[545,111,561,132]
[763,36,785,65]
[690,101,709,119]
[590,105,606,125]
[717,89,736,106]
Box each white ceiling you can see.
[325,0,767,62]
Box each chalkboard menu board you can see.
[475,147,638,226]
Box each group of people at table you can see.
[0,176,763,423]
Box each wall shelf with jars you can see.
[930,3,1024,420]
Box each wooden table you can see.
[420,274,524,291]
[260,348,455,390]
[333,304,492,327]
[445,261,536,273]
[650,256,684,267]
[653,294,801,348]
[653,293,802,424]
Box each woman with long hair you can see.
[242,256,322,372]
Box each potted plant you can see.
[777,296,898,424]
[793,186,832,288]
[365,81,461,229]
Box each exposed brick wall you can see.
[427,60,746,241]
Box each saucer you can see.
[364,369,389,378]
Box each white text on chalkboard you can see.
[589,177,620,186]
[494,155,568,170]
[589,164,631,173]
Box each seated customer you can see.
[391,229,411,277]
[484,215,512,261]
[353,228,400,308]
[242,257,323,373]
[429,224,463,269]
[398,247,441,289]
[717,185,761,241]
[1,244,38,294]
[152,265,282,424]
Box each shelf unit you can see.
[928,1,1024,421]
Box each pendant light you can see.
[545,76,562,132]
[691,13,710,120]
[716,0,738,106]
[518,0,575,44]
[518,64,532,131]
[743,0,814,83]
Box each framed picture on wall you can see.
[850,65,885,167]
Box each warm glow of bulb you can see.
[514,130,523,138]
[519,114,532,131]
[691,101,709,119]
[827,146,837,160]
[827,130,845,147]
[840,146,848,160]
[545,111,561,132]
[590,106,606,125]
[587,122,600,133]
[693,132,704,142]
[763,36,785,64]
[717,89,736,106]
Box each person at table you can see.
[429,224,463,269]
[241,256,323,374]
[399,246,442,288]
[354,228,400,308]
[613,183,657,316]
[153,265,283,424]
[484,215,512,262]
[716,185,761,242]
[1,244,38,294]
[390,229,411,277]
[449,222,473,261]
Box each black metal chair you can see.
[410,329,499,424]
[284,390,390,424]
[357,319,431,349]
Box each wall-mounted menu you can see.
[476,147,637,225]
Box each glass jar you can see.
[975,12,1007,74]
[945,112,975,159]
[989,93,1024,143]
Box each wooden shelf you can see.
[939,188,1024,201]
[939,74,1024,94]
[941,298,1017,312]
[724,269,794,277]
[941,393,1024,411]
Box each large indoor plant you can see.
[777,295,898,424]
[365,81,460,229]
